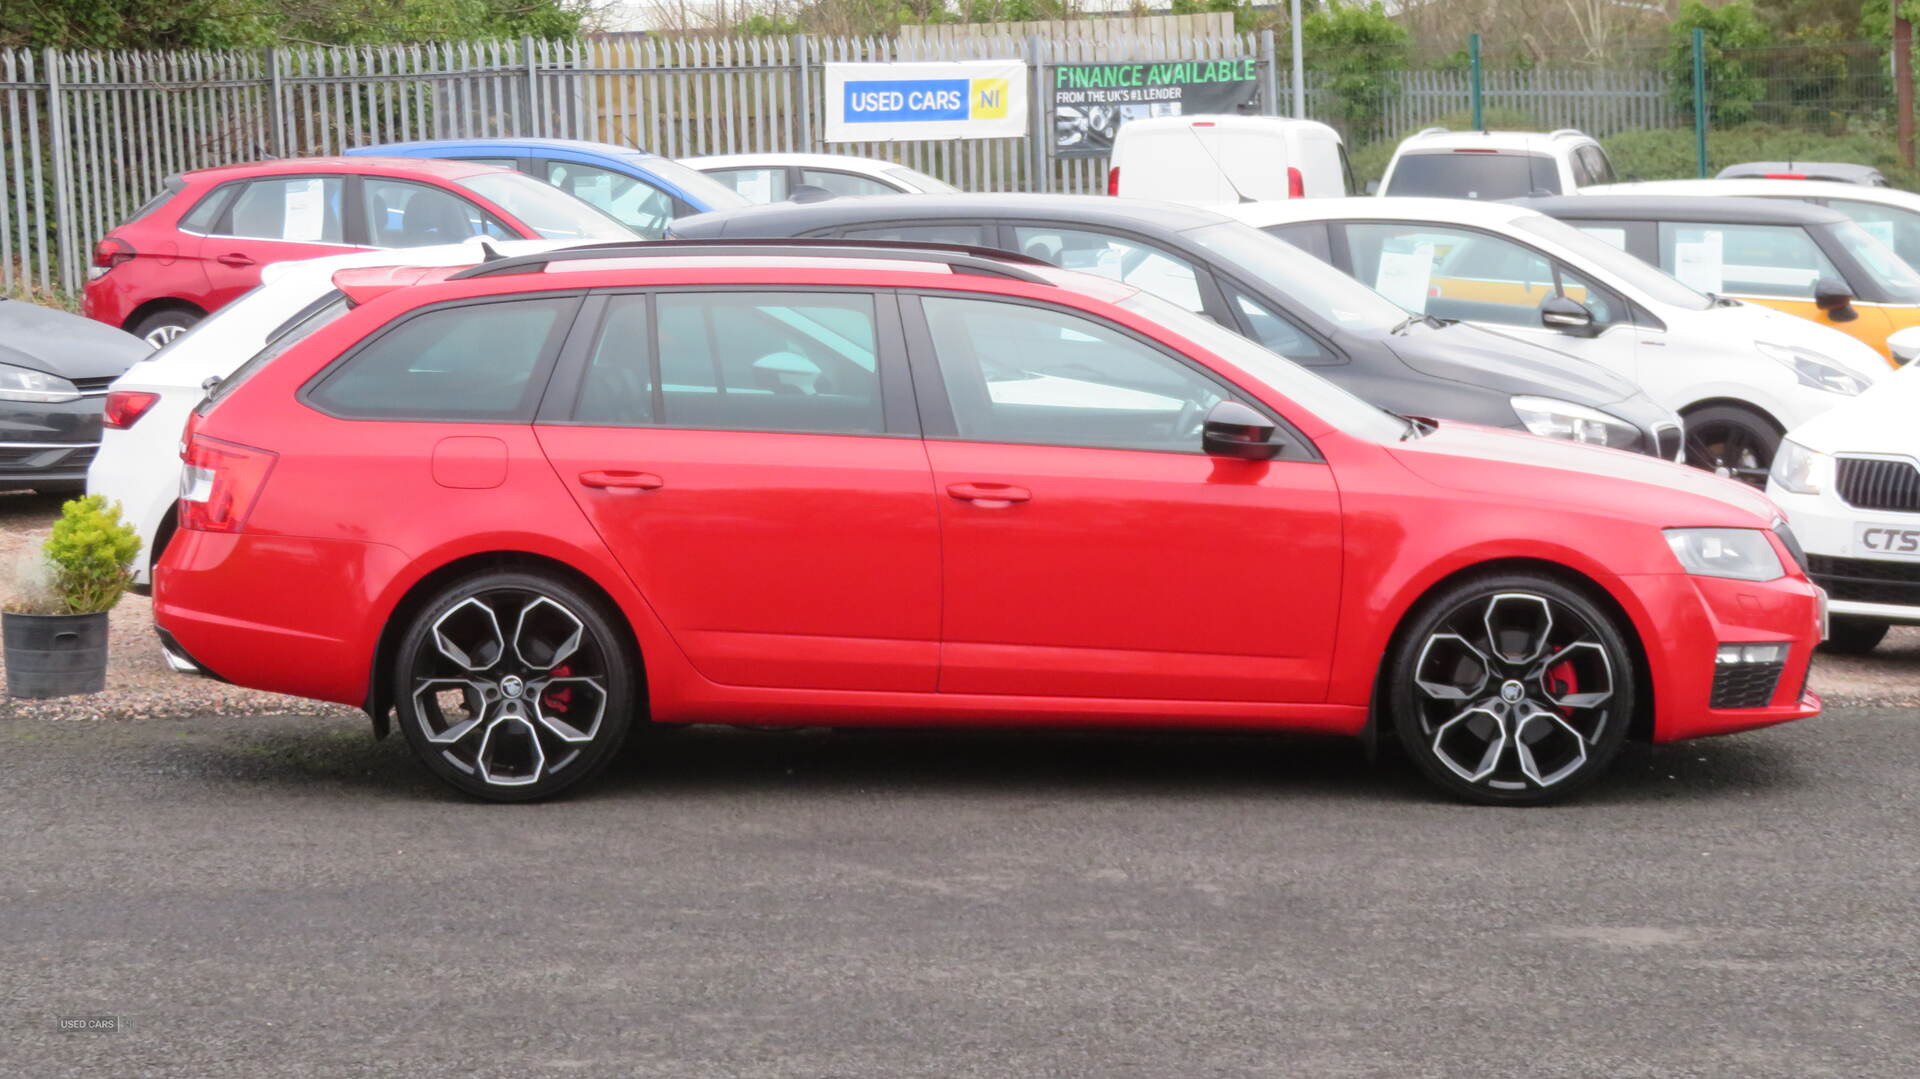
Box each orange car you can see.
[1524,195,1920,367]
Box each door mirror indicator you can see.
[1539,294,1598,337]
[1814,277,1857,322]
[1201,400,1281,460]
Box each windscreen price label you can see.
[1856,523,1920,560]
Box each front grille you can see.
[1807,554,1920,607]
[1655,423,1683,462]
[1711,660,1784,709]
[1836,456,1920,513]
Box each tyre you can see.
[394,571,636,802]
[1818,616,1889,656]
[1683,404,1780,488]
[130,307,201,348]
[1387,573,1636,806]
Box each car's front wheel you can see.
[1684,404,1780,488]
[1388,574,1636,806]
[394,571,635,801]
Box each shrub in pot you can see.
[4,496,141,699]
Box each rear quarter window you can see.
[304,295,578,421]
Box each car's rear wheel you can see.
[1684,404,1780,488]
[1818,616,1889,656]
[394,571,634,802]
[1388,573,1635,806]
[130,308,200,348]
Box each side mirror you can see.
[1814,277,1857,322]
[1201,400,1282,460]
[1889,326,1920,366]
[1364,180,1381,196]
[1539,294,1598,337]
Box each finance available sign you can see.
[825,60,1029,142]
[1051,58,1260,157]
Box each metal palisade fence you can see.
[1,33,1687,295]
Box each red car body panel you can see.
[81,157,551,332]
[153,260,1823,746]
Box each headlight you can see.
[1756,341,1868,395]
[1767,438,1828,495]
[1510,396,1641,447]
[1664,527,1785,581]
[0,363,81,403]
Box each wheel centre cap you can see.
[1499,679,1526,704]
[500,675,525,700]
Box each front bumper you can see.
[0,396,107,489]
[1771,486,1920,624]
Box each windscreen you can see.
[623,155,752,211]
[455,172,636,241]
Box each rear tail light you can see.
[1287,166,1305,198]
[1106,166,1120,196]
[103,390,160,429]
[179,434,277,534]
[90,237,134,280]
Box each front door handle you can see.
[579,469,664,491]
[215,252,256,268]
[946,482,1030,506]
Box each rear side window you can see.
[706,167,788,204]
[577,292,883,435]
[1385,152,1561,199]
[306,296,574,421]
[798,169,897,197]
[843,223,993,246]
[364,178,511,248]
[127,177,185,225]
[178,186,233,233]
[224,177,347,242]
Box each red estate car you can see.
[152,241,1824,805]
[84,157,631,346]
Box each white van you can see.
[1106,116,1352,204]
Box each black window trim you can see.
[897,289,1323,463]
[298,290,586,424]
[537,284,919,439]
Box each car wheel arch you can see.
[123,297,205,332]
[1678,396,1785,434]
[362,550,646,739]
[1364,556,1657,752]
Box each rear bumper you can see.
[1620,570,1825,743]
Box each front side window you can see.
[920,295,1228,453]
[543,159,676,237]
[1826,198,1920,270]
[707,167,788,204]
[1011,226,1205,313]
[1656,221,1842,299]
[798,169,898,198]
[1345,223,1556,327]
[1225,288,1338,365]
[223,177,346,243]
[1819,218,1920,302]
[363,178,510,248]
[1384,151,1561,199]
[307,296,572,420]
[580,292,883,435]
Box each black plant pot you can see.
[4,610,109,699]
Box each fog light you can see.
[1716,642,1790,665]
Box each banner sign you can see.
[825,60,1029,143]
[1050,59,1259,157]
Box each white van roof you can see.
[1117,115,1342,140]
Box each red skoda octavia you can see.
[152,241,1824,805]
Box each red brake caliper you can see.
[542,664,573,714]
[1545,656,1577,715]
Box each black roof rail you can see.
[447,237,1056,284]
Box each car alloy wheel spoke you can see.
[411,588,608,788]
[1414,633,1492,701]
[1483,593,1553,666]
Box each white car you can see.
[1378,128,1615,199]
[1582,177,1920,277]
[1768,349,1920,653]
[1107,116,1351,202]
[683,153,958,203]
[1220,197,1885,481]
[89,238,569,584]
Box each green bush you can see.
[40,495,141,615]
[1602,124,1920,188]
[1304,2,1411,143]
[1668,0,1774,126]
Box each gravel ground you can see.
[0,487,1915,718]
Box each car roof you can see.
[1718,161,1884,182]
[1396,129,1594,153]
[351,137,657,159]
[182,155,512,182]
[1584,178,1920,207]
[1218,196,1539,229]
[1518,193,1850,226]
[670,193,1232,237]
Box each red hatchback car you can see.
[153,241,1824,805]
[83,156,631,346]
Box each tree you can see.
[1668,0,1775,125]
[0,0,591,50]
[1304,1,1410,143]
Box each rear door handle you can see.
[946,482,1030,506]
[215,252,256,268]
[578,469,664,491]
